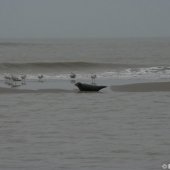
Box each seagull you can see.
[11,75,22,86]
[4,74,12,85]
[4,74,11,81]
[91,74,97,84]
[70,72,76,79]
[11,75,22,82]
[20,74,27,84]
[38,74,44,82]
[69,72,76,84]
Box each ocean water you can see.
[0,38,170,170]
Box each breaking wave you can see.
[0,61,170,80]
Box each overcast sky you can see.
[0,0,170,38]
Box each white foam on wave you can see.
[98,66,170,79]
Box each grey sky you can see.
[0,0,170,38]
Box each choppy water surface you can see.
[0,38,170,170]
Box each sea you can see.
[0,37,170,170]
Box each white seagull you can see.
[91,74,97,84]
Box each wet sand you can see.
[0,87,75,94]
[0,79,77,94]
[1,80,170,94]
[111,81,170,92]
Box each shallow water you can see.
[0,91,170,170]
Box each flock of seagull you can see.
[4,74,27,87]
[3,73,97,87]
[69,72,97,84]
[4,74,46,87]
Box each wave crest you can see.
[0,62,132,72]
